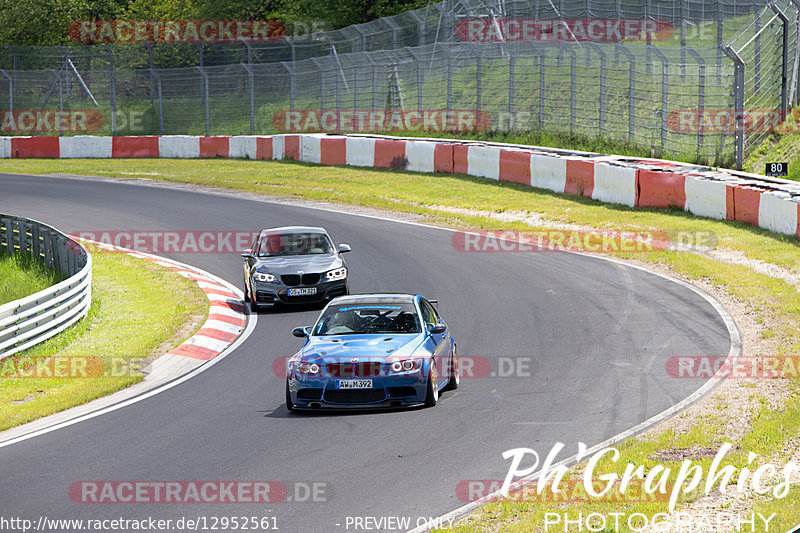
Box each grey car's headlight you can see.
[325,267,347,281]
[253,272,276,282]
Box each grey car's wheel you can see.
[285,381,295,412]
[424,361,438,407]
[444,345,459,391]
[243,281,250,303]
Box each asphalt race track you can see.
[0,173,734,532]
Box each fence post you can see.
[446,48,453,114]
[0,70,12,114]
[58,71,63,137]
[723,46,745,169]
[771,4,789,119]
[476,56,482,112]
[649,46,670,153]
[754,9,761,93]
[195,66,210,136]
[154,71,164,135]
[588,44,606,133]
[539,52,546,128]
[104,43,117,136]
[680,0,687,78]
[717,0,723,81]
[508,54,515,130]
[242,64,255,135]
[281,62,295,113]
[146,43,154,104]
[616,44,636,144]
[687,47,706,157]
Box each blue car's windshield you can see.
[257,232,333,257]
[314,304,421,335]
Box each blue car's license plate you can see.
[337,379,373,389]
[288,287,317,296]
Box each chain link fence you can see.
[0,0,797,167]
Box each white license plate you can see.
[337,379,373,389]
[288,287,317,296]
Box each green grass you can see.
[3,157,800,528]
[0,250,67,305]
[0,250,209,432]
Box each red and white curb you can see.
[0,242,256,448]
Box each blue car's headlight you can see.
[294,362,320,374]
[389,359,422,373]
[253,272,276,282]
[325,267,347,281]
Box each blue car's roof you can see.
[328,294,417,306]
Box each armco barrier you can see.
[199,136,230,158]
[60,136,113,159]
[159,135,199,158]
[467,145,501,181]
[2,134,800,240]
[112,136,159,158]
[636,169,686,209]
[229,136,258,160]
[592,162,637,207]
[684,175,734,220]
[11,137,60,158]
[0,214,91,360]
[498,149,531,186]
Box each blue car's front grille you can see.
[297,388,323,400]
[327,362,382,378]
[324,389,385,404]
[386,386,416,398]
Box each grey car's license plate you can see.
[288,287,317,296]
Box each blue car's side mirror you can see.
[428,323,446,335]
[293,326,312,338]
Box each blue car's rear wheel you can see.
[424,361,438,407]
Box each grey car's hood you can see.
[254,253,343,274]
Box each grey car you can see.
[241,226,351,311]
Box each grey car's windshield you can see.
[314,304,421,335]
[257,232,333,257]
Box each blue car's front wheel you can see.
[285,380,296,412]
[424,361,438,407]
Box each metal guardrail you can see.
[0,214,91,359]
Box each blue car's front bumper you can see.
[287,373,427,410]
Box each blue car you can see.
[285,294,459,411]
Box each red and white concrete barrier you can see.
[3,133,799,240]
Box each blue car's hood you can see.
[300,334,425,362]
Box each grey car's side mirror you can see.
[240,249,253,258]
[428,323,446,335]
[338,243,352,253]
[293,326,312,338]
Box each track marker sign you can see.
[765,162,788,177]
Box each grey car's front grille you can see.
[281,274,301,286]
[281,273,321,286]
